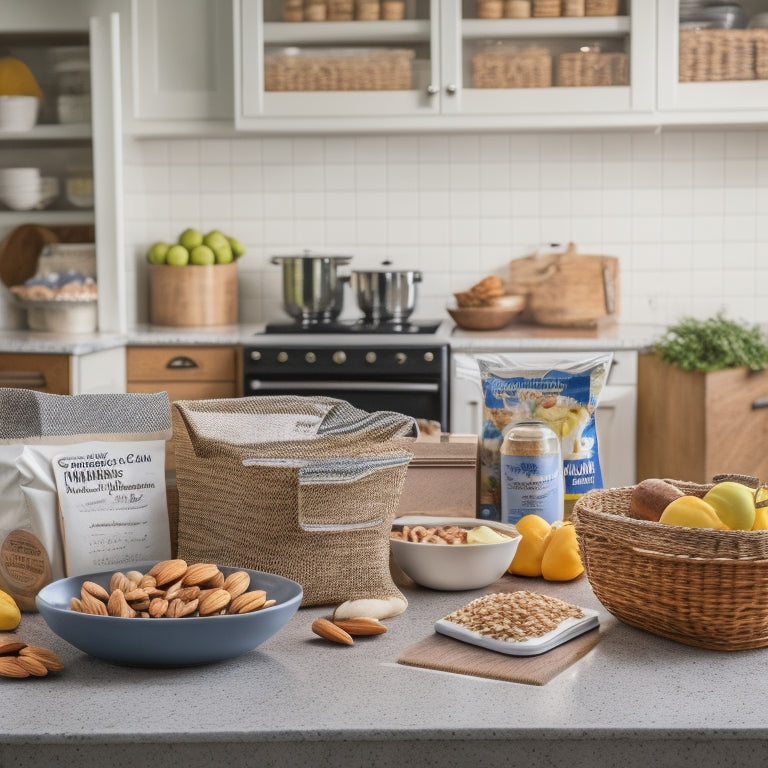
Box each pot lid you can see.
[271,249,352,265]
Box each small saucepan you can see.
[271,251,352,323]
[350,263,422,323]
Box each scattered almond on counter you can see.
[311,615,388,645]
[312,618,354,646]
[0,642,64,679]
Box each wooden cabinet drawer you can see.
[126,346,237,383]
[0,353,72,394]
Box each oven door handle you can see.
[247,380,440,393]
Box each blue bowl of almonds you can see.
[36,560,303,667]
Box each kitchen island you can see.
[2,570,766,768]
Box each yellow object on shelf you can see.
[0,57,43,98]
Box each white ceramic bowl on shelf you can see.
[0,96,39,132]
[390,516,521,591]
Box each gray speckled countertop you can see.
[2,572,767,768]
[0,321,662,355]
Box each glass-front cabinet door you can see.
[237,0,442,126]
[446,0,654,122]
[658,0,768,115]
[235,0,654,130]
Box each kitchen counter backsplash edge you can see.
[0,322,663,355]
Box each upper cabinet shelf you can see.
[235,0,654,132]
[263,19,431,44]
[0,124,92,142]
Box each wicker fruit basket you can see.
[571,480,768,651]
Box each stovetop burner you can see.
[263,319,442,335]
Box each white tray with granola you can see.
[435,590,599,656]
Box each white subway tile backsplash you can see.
[122,129,768,329]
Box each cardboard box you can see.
[397,433,479,517]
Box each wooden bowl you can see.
[447,297,525,330]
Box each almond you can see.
[19,646,64,671]
[150,559,188,586]
[333,617,387,636]
[163,578,185,600]
[181,598,199,617]
[80,590,108,616]
[69,597,84,612]
[207,570,225,589]
[125,570,144,587]
[82,580,110,603]
[107,590,136,618]
[0,656,29,678]
[198,588,231,616]
[0,641,27,655]
[139,574,157,590]
[15,654,48,677]
[227,590,266,614]
[149,597,169,618]
[109,572,130,593]
[176,586,200,602]
[166,598,185,618]
[182,563,221,587]
[312,617,354,646]
[223,571,251,599]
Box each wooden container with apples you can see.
[146,228,245,327]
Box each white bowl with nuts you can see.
[390,517,521,591]
[35,560,303,667]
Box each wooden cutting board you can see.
[0,224,95,288]
[397,622,608,686]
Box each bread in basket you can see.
[571,479,768,651]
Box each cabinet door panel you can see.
[133,0,234,120]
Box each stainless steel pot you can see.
[271,252,352,323]
[350,266,422,323]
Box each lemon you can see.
[466,525,510,544]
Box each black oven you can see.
[242,337,450,431]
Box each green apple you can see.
[190,244,215,266]
[178,228,203,250]
[166,244,190,266]
[227,236,246,258]
[203,230,229,250]
[703,481,756,531]
[214,244,234,264]
[146,241,171,264]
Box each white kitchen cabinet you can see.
[657,0,768,121]
[127,0,234,129]
[451,350,637,492]
[0,1,126,334]
[235,0,657,132]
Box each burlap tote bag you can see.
[172,395,416,608]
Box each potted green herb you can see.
[637,312,768,483]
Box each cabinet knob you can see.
[426,84,439,96]
[445,84,457,95]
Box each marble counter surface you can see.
[2,570,767,768]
